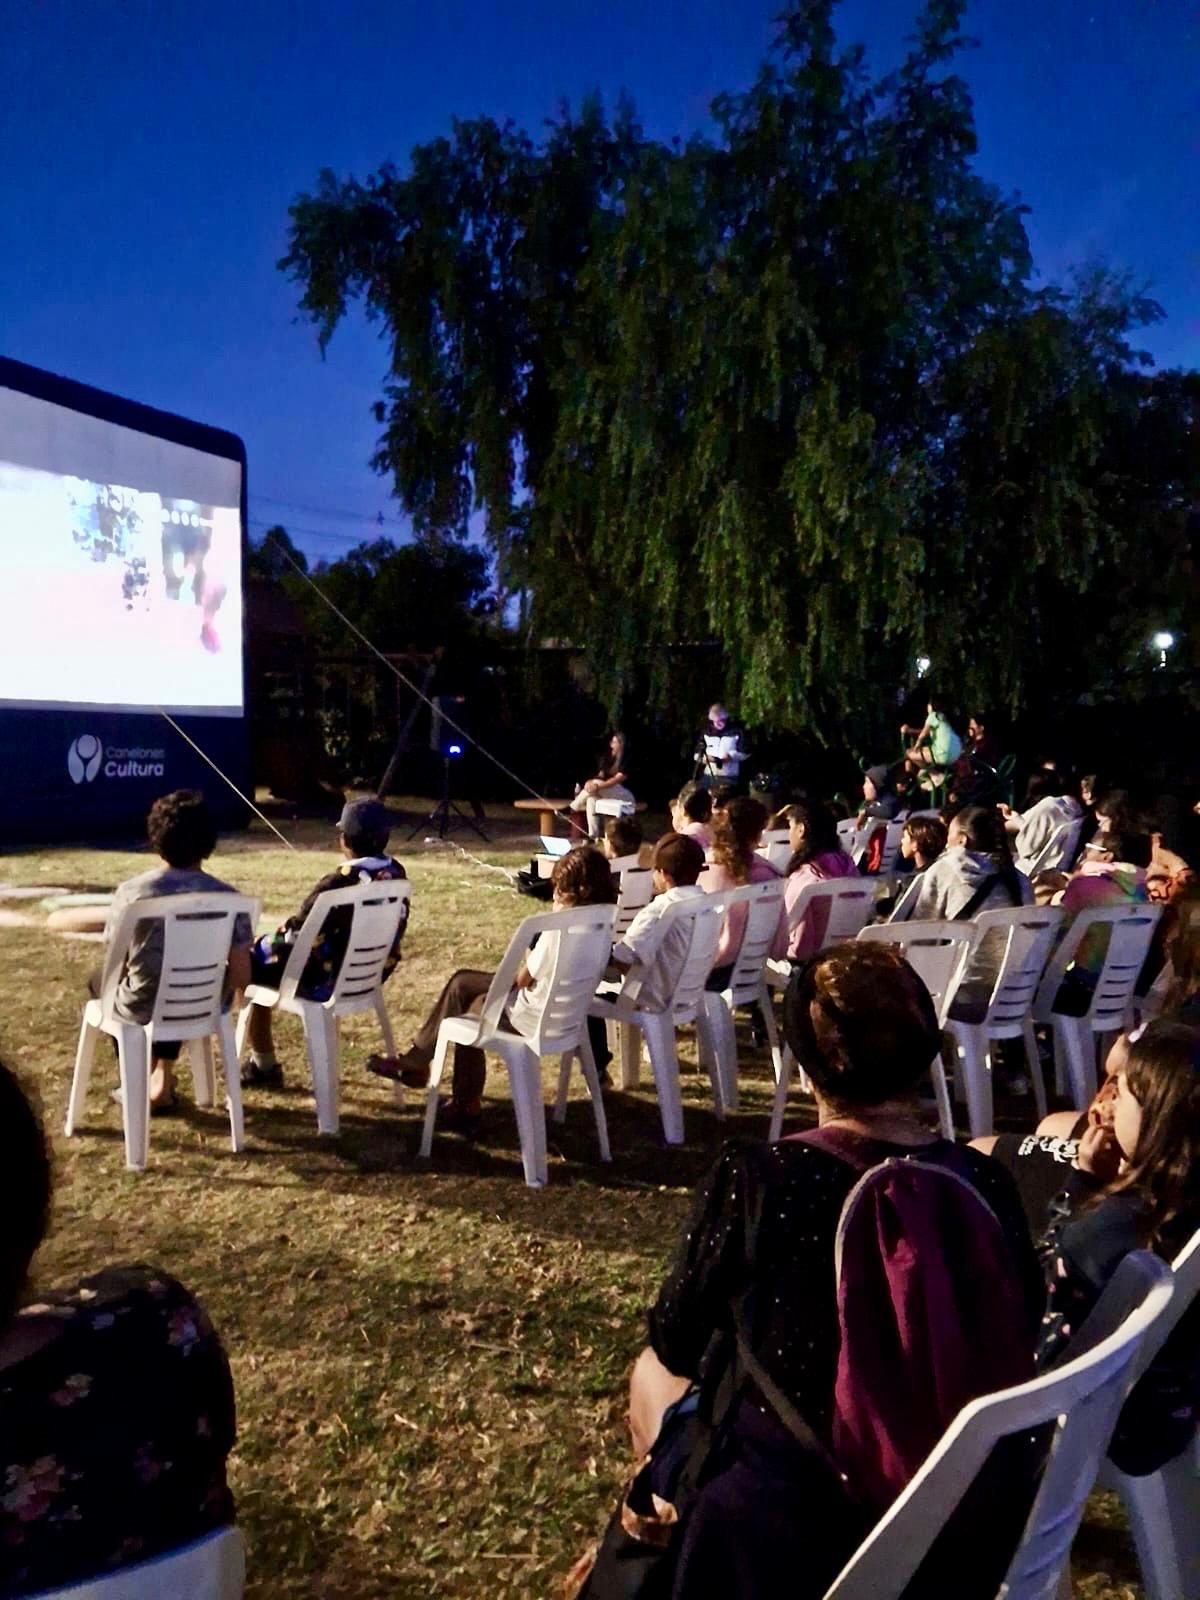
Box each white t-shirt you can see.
[509,931,558,1038]
[613,885,708,1013]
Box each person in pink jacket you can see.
[778,802,861,960]
[702,796,787,986]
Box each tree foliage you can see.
[281,0,1197,742]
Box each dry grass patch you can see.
[0,820,1145,1597]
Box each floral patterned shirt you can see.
[0,1265,235,1595]
[251,856,409,1001]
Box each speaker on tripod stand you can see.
[406,697,489,842]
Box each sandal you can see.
[367,1052,430,1089]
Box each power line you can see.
[250,493,409,528]
[247,517,411,549]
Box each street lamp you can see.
[1152,631,1176,668]
[915,655,931,679]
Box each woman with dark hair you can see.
[670,781,714,852]
[702,796,787,985]
[1037,1019,1200,1474]
[621,945,1042,1600]
[571,732,633,839]
[778,802,859,961]
[913,806,1033,1021]
[0,1061,237,1593]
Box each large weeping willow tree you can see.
[281,0,1192,745]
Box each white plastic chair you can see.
[757,837,793,873]
[1033,904,1162,1109]
[65,893,260,1172]
[766,878,876,992]
[581,894,724,1145]
[25,1526,246,1599]
[612,865,654,941]
[875,820,907,876]
[419,904,616,1187]
[1023,816,1085,878]
[943,905,1064,1136]
[821,1251,1175,1600]
[701,879,786,1114]
[235,880,410,1137]
[1094,1227,1200,1600]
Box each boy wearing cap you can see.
[240,797,409,1084]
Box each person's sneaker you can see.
[437,1099,483,1138]
[367,1050,430,1088]
[242,1054,283,1087]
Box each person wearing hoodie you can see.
[1000,772,1083,875]
[856,764,900,826]
[912,805,1033,1020]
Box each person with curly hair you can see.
[702,796,787,986]
[384,846,617,1135]
[87,790,252,1112]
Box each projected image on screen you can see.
[0,385,243,715]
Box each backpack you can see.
[790,1126,1035,1512]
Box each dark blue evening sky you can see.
[3,0,1197,561]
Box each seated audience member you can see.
[571,732,633,840]
[913,805,1033,1021]
[901,695,963,783]
[90,790,253,1112]
[702,796,787,988]
[382,847,616,1132]
[239,799,409,1086]
[1036,1020,1200,1475]
[623,946,1043,1599]
[0,1061,236,1594]
[670,782,714,852]
[778,802,859,961]
[887,814,948,921]
[707,782,737,818]
[856,764,900,828]
[587,832,707,1073]
[965,713,1001,769]
[1000,772,1083,875]
[601,815,645,874]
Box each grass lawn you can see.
[0,812,1145,1599]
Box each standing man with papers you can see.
[695,703,747,790]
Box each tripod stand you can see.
[407,754,490,842]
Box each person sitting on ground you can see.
[887,814,949,922]
[600,815,644,875]
[91,790,252,1112]
[670,781,714,852]
[570,732,633,840]
[855,764,900,828]
[241,798,408,1085]
[621,946,1043,1599]
[702,796,787,988]
[999,771,1083,875]
[383,846,616,1133]
[901,694,963,786]
[912,805,1033,1022]
[0,1060,237,1594]
[778,802,859,962]
[1035,1019,1200,1476]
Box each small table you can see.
[514,797,573,836]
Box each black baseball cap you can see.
[336,798,392,841]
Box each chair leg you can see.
[1023,1018,1048,1122]
[508,1052,549,1188]
[759,987,783,1085]
[218,1017,245,1153]
[418,1030,452,1158]
[234,1000,252,1060]
[712,997,738,1115]
[618,1022,641,1088]
[117,1027,151,1172]
[949,1023,992,1138]
[576,1036,612,1163]
[643,1014,685,1145]
[1059,1019,1095,1109]
[552,1053,573,1124]
[768,1049,795,1142]
[193,1037,216,1108]
[303,1008,340,1136]
[694,1004,724,1120]
[65,1011,101,1136]
[930,1051,956,1141]
[373,992,397,1058]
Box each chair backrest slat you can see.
[722,881,785,1003]
[857,920,978,1025]
[275,881,411,1008]
[970,906,1064,1027]
[1033,906,1162,1031]
[613,867,654,941]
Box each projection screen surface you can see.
[0,381,244,716]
